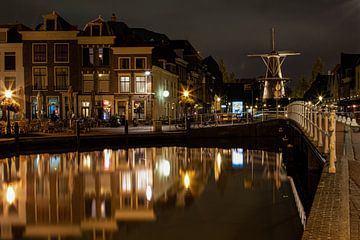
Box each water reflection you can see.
[0,147,295,239]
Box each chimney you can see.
[111,13,117,22]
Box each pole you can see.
[7,106,11,136]
[324,108,329,154]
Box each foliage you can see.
[0,97,20,113]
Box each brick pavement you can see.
[302,123,350,240]
[350,129,360,240]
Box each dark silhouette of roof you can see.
[35,11,77,31]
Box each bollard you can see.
[125,120,128,134]
[346,117,351,125]
[76,120,80,147]
[324,109,329,154]
[14,122,19,140]
[318,109,323,147]
[329,110,336,173]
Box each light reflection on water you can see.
[0,147,302,240]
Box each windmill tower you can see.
[248,28,300,100]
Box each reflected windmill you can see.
[248,28,300,100]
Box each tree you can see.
[311,57,324,83]
[291,77,311,98]
[219,59,237,83]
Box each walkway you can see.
[302,123,360,240]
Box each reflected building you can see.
[0,147,287,239]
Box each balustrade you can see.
[287,101,336,173]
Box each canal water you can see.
[0,146,312,240]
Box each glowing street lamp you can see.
[6,185,16,204]
[183,90,189,98]
[183,172,190,189]
[318,96,323,102]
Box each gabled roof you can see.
[131,28,170,45]
[170,40,198,55]
[0,23,32,31]
[35,11,77,31]
[80,15,112,36]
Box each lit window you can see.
[135,76,146,93]
[98,74,110,93]
[119,75,130,92]
[83,74,94,93]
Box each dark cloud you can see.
[1,0,359,85]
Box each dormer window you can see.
[91,24,101,36]
[46,19,56,31]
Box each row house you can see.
[78,16,115,120]
[1,12,223,123]
[0,24,28,120]
[20,11,81,120]
[326,53,360,101]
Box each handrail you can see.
[287,101,336,173]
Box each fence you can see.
[287,101,337,173]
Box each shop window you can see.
[47,96,59,119]
[133,101,144,119]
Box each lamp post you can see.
[5,90,13,136]
[163,90,170,127]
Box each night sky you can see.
[2,0,360,86]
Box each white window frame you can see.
[135,75,146,93]
[134,57,146,70]
[98,73,110,93]
[90,23,102,36]
[54,43,69,63]
[118,74,131,93]
[118,57,131,69]
[54,66,70,90]
[32,66,48,90]
[32,43,47,63]
[83,74,94,93]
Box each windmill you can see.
[248,28,300,100]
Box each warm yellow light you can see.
[263,104,266,107]
[4,90,12,99]
[216,97,221,102]
[184,173,190,189]
[183,90,189,97]
[318,96,323,102]
[146,185,152,201]
[6,186,16,204]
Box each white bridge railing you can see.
[287,101,337,173]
